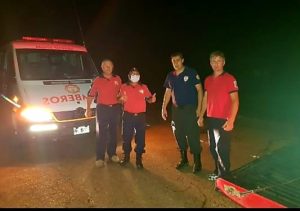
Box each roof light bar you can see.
[21,36,74,44]
[22,36,48,42]
[52,38,74,44]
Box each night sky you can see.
[1,0,300,123]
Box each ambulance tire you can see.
[9,115,27,150]
[9,131,27,150]
[1,102,15,144]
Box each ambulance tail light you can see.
[20,107,54,122]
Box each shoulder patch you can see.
[233,80,238,89]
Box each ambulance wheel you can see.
[10,132,27,149]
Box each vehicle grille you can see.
[53,107,96,121]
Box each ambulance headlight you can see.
[21,107,54,122]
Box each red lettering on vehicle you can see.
[42,97,49,105]
[67,95,75,101]
[42,94,87,105]
[60,95,67,102]
[50,96,59,104]
[74,94,82,101]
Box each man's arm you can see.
[146,93,156,104]
[195,84,203,117]
[223,92,239,131]
[85,96,94,117]
[161,88,172,120]
[197,91,207,127]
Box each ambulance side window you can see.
[7,52,16,79]
[82,54,99,77]
[0,51,4,92]
[0,51,8,94]
[0,51,16,96]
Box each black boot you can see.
[192,153,202,174]
[136,153,144,169]
[120,153,130,166]
[176,150,188,170]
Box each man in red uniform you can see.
[118,68,156,169]
[198,51,239,180]
[85,59,122,168]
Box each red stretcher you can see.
[215,178,286,208]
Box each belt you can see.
[124,111,145,116]
[99,103,119,107]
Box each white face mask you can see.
[130,75,140,83]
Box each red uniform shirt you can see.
[205,72,238,119]
[88,75,122,105]
[120,83,152,113]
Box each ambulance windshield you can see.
[16,49,98,80]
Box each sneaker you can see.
[109,155,120,163]
[95,159,105,168]
[208,173,218,181]
[208,172,217,177]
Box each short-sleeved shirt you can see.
[88,74,122,105]
[120,83,152,113]
[205,72,238,119]
[163,66,201,106]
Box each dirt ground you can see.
[0,113,296,208]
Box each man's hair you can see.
[170,52,184,59]
[210,51,225,60]
[128,67,140,76]
[101,58,113,65]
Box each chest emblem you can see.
[184,76,189,82]
[65,84,80,94]
[139,89,144,94]
[114,81,119,86]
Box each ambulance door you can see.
[0,47,18,138]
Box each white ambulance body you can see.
[0,36,98,141]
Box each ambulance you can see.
[0,36,98,142]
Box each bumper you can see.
[15,118,96,141]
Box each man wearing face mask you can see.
[118,67,156,169]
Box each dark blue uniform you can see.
[164,66,201,154]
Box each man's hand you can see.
[223,120,234,131]
[119,94,128,103]
[150,93,156,103]
[161,107,168,121]
[85,108,92,118]
[197,116,204,127]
